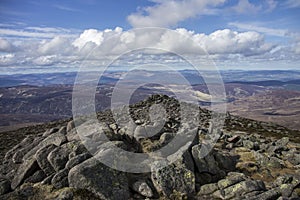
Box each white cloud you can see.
[229,22,288,37]
[127,0,225,28]
[232,0,261,14]
[0,38,14,52]
[0,27,78,39]
[1,26,298,70]
[39,36,74,55]
[73,29,104,49]
[284,0,300,8]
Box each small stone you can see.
[227,135,240,143]
[132,181,153,198]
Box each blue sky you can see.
[0,0,299,73]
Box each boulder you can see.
[11,157,39,189]
[51,168,69,189]
[35,144,57,176]
[24,170,46,184]
[47,144,72,172]
[65,152,92,169]
[0,178,11,195]
[23,132,67,161]
[151,143,195,196]
[68,157,130,200]
[198,183,218,195]
[191,144,220,175]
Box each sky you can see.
[0,0,299,74]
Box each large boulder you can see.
[151,142,195,196]
[22,132,67,161]
[11,157,39,189]
[47,144,72,172]
[68,157,130,200]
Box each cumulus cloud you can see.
[0,38,14,52]
[1,26,297,70]
[127,0,225,27]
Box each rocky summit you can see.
[0,94,300,200]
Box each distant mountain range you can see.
[1,70,300,132]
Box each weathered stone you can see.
[51,168,69,189]
[47,144,71,172]
[227,135,240,143]
[245,188,281,200]
[223,180,266,199]
[192,144,220,174]
[11,137,44,164]
[58,126,67,135]
[159,132,174,145]
[65,152,92,169]
[35,144,57,176]
[40,174,54,185]
[11,157,39,189]
[276,137,289,146]
[217,172,246,189]
[24,170,46,183]
[132,180,153,198]
[198,183,218,195]
[66,120,75,132]
[23,132,67,161]
[151,143,195,197]
[68,157,130,200]
[4,137,34,161]
[0,178,11,195]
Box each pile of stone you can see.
[0,94,299,199]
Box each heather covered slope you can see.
[0,95,299,199]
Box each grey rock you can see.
[4,137,34,161]
[41,174,55,185]
[192,144,220,174]
[246,188,281,200]
[65,152,92,169]
[223,180,266,199]
[198,183,218,195]
[68,157,129,200]
[35,144,57,176]
[217,172,246,189]
[151,143,195,196]
[66,120,75,132]
[58,126,67,135]
[24,170,46,183]
[132,180,153,198]
[276,137,289,146]
[48,144,72,172]
[159,132,174,145]
[0,178,11,195]
[23,132,67,161]
[11,137,44,164]
[51,168,69,189]
[11,157,39,189]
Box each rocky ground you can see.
[0,94,300,200]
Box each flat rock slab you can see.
[68,157,130,200]
[11,157,39,190]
